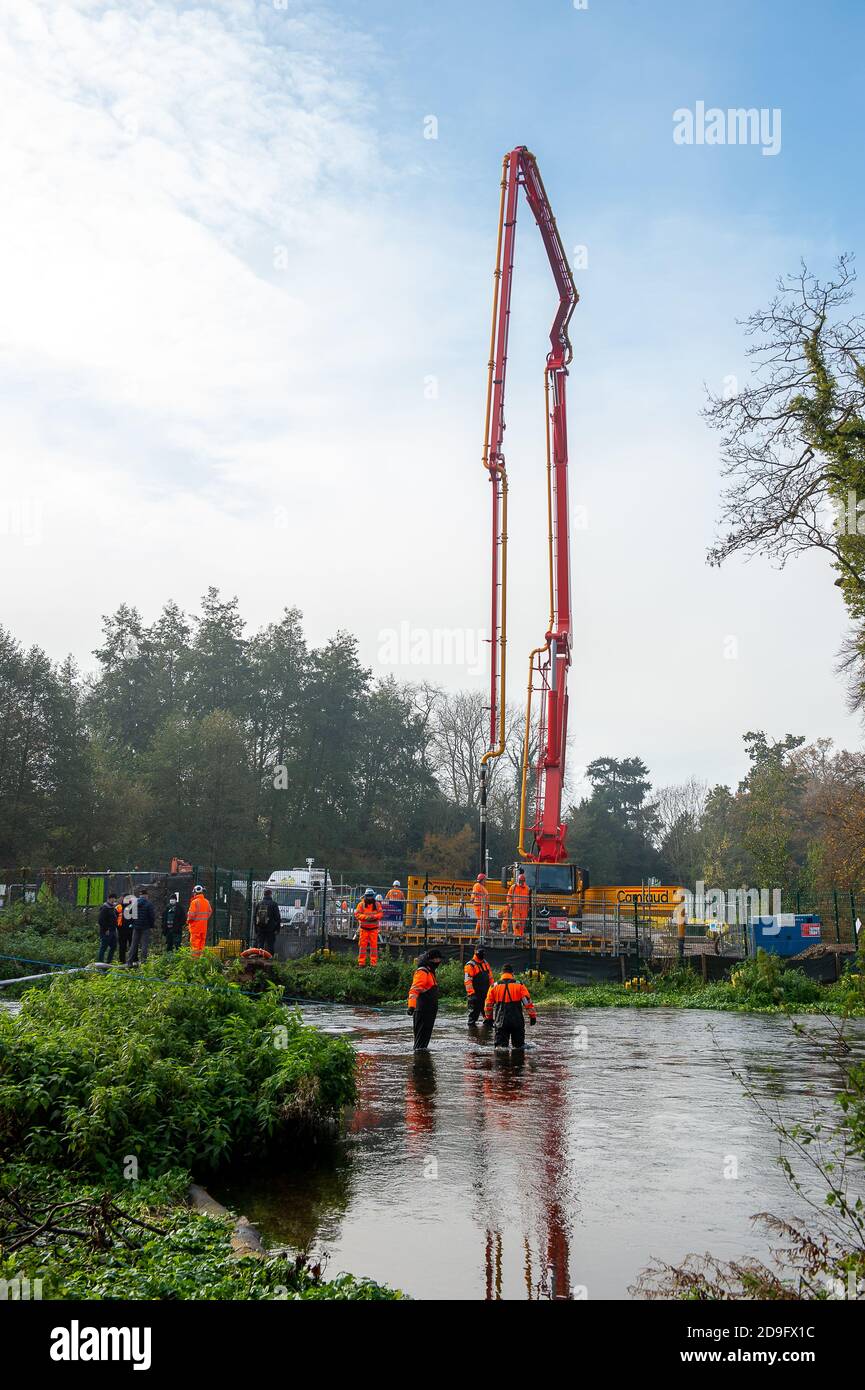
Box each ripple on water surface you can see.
[216,1004,865,1300]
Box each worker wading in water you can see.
[484,964,537,1050]
[471,873,490,937]
[355,887,383,967]
[464,946,494,1027]
[507,870,530,937]
[407,949,444,1050]
[187,884,213,957]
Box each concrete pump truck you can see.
[404,147,682,946]
[406,146,591,937]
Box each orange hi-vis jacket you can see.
[464,955,494,998]
[507,881,530,926]
[355,899,383,930]
[407,965,437,1010]
[470,881,490,922]
[484,973,537,1022]
[385,886,405,902]
[187,893,212,929]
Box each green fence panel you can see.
[76,875,105,907]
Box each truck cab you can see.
[513,863,589,896]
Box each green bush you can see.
[730,949,820,1007]
[270,950,471,1005]
[0,897,96,988]
[0,896,90,939]
[652,963,704,994]
[0,950,356,1177]
[0,928,93,974]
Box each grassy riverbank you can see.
[270,949,865,1017]
[4,900,860,1017]
[0,950,402,1299]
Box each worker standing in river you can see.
[484,964,537,1050]
[464,946,494,1027]
[471,873,490,937]
[407,949,444,1050]
[355,887,383,966]
[506,870,530,937]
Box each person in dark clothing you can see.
[407,949,444,1051]
[162,893,185,952]
[464,946,494,1026]
[484,964,537,1050]
[98,893,118,964]
[128,886,155,966]
[253,889,281,955]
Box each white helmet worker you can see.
[392,880,401,888]
[193,884,204,894]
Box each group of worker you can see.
[471,869,530,936]
[97,885,213,964]
[353,870,532,959]
[406,946,536,1052]
[352,885,536,1051]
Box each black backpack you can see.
[255,901,272,930]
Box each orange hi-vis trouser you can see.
[471,891,489,937]
[188,922,208,956]
[358,928,379,966]
[508,887,530,937]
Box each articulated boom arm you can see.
[479,147,578,867]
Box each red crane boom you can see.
[479,147,578,868]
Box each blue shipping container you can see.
[747,914,822,957]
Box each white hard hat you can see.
[194,884,204,894]
[392,880,400,888]
[375,894,383,901]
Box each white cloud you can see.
[0,0,860,797]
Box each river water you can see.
[216,1003,865,1301]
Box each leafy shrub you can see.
[652,963,704,994]
[837,962,865,1015]
[0,898,96,990]
[0,896,89,939]
[267,950,568,1008]
[270,951,470,1005]
[0,951,356,1176]
[0,928,93,975]
[730,949,820,1007]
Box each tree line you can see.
[0,590,862,891]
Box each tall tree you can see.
[705,256,865,701]
[567,756,664,883]
[185,589,248,720]
[738,732,806,893]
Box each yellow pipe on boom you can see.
[481,156,510,772]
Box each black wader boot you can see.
[413,991,439,1050]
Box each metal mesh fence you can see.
[2,868,861,961]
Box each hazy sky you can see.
[1,0,863,800]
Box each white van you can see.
[267,866,333,892]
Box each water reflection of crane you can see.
[404,1053,438,1142]
[463,1045,576,1300]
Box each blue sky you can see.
[0,0,862,797]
